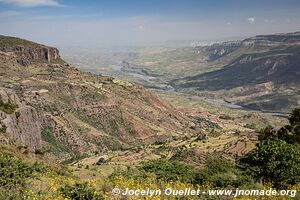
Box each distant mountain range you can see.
[170,31,300,112]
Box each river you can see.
[202,98,289,117]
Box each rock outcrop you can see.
[0,35,60,64]
[0,46,59,62]
[0,87,42,150]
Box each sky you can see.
[0,0,300,47]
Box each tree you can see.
[258,125,277,141]
[240,140,300,189]
[257,108,300,145]
[289,108,300,126]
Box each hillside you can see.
[1,36,299,200]
[171,31,300,112]
[0,35,200,161]
[103,32,300,113]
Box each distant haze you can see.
[0,0,300,47]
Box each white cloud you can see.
[247,17,256,24]
[226,22,232,25]
[0,0,62,7]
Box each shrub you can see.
[96,157,106,165]
[0,152,45,198]
[59,183,101,200]
[141,159,253,188]
[0,100,18,114]
[244,123,255,129]
[240,139,300,189]
[141,159,199,183]
[289,108,300,126]
[15,111,21,119]
[0,124,6,133]
[258,125,277,141]
[219,114,232,120]
[200,158,253,188]
[34,149,44,155]
[258,108,300,145]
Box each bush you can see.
[141,159,253,188]
[96,157,107,165]
[240,139,300,189]
[0,152,45,198]
[59,183,101,200]
[0,124,6,133]
[200,159,253,188]
[0,100,18,114]
[219,114,232,120]
[258,108,300,145]
[34,149,44,155]
[244,123,255,129]
[141,159,199,183]
[258,125,277,141]
[289,108,300,126]
[15,111,21,119]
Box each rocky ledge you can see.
[0,35,60,65]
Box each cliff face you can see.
[0,35,60,65]
[0,88,42,150]
[0,46,59,62]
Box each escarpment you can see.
[0,87,42,150]
[0,35,60,65]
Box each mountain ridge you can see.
[0,35,200,161]
[168,31,300,112]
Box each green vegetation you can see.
[112,158,253,189]
[41,104,60,114]
[200,159,253,188]
[51,57,66,65]
[240,108,300,189]
[96,157,107,165]
[15,111,21,119]
[108,109,300,192]
[193,117,221,130]
[79,90,104,103]
[0,100,18,114]
[289,108,300,126]
[62,153,89,165]
[41,127,72,154]
[244,123,256,129]
[0,152,45,199]
[141,159,199,183]
[258,108,300,145]
[59,183,100,200]
[0,36,40,48]
[219,114,232,120]
[240,139,300,189]
[0,124,6,133]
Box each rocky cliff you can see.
[0,87,42,150]
[0,35,60,65]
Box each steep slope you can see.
[0,36,199,161]
[0,87,42,150]
[171,31,300,112]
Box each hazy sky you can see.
[0,0,300,47]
